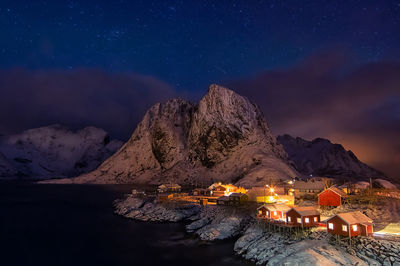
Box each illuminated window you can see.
[305,218,310,223]
[328,223,334,230]
[266,211,269,216]
[273,211,277,215]
[314,217,318,222]
[288,216,291,222]
[258,210,262,215]
[342,225,348,232]
[352,225,358,231]
[297,218,301,223]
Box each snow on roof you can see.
[354,181,370,189]
[258,204,291,212]
[320,187,347,197]
[334,211,373,225]
[159,183,181,188]
[375,179,397,189]
[217,195,230,201]
[247,186,285,195]
[229,193,245,197]
[293,180,325,190]
[291,206,320,216]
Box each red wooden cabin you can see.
[257,204,291,221]
[326,211,373,237]
[286,206,320,227]
[318,187,348,207]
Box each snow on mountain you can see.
[61,84,298,185]
[0,150,17,177]
[0,125,123,179]
[277,134,388,181]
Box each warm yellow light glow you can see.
[270,188,274,193]
[352,225,358,231]
[314,217,318,222]
[288,181,293,185]
[297,218,301,223]
[273,211,277,215]
[288,216,291,222]
[342,225,348,232]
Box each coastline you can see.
[115,194,400,265]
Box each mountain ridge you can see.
[277,134,388,181]
[58,84,297,185]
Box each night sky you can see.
[0,1,399,178]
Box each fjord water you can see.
[0,182,251,266]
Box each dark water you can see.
[0,182,252,266]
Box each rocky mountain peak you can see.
[62,84,296,185]
[277,134,387,181]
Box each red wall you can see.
[258,206,267,217]
[286,209,320,227]
[326,216,372,237]
[268,210,285,220]
[318,190,342,207]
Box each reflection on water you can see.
[0,181,252,266]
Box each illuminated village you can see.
[132,177,400,240]
[113,176,400,265]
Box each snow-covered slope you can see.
[63,84,298,185]
[277,134,387,181]
[0,150,17,177]
[0,125,123,179]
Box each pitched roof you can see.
[293,180,325,190]
[247,186,285,195]
[335,211,373,225]
[229,193,245,197]
[260,204,291,212]
[217,195,230,201]
[291,206,320,216]
[320,187,348,197]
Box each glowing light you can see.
[328,223,334,229]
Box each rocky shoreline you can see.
[114,195,400,265]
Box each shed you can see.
[229,193,248,204]
[216,195,230,205]
[286,206,320,227]
[318,187,348,207]
[326,211,373,237]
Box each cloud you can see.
[227,49,400,180]
[0,68,177,139]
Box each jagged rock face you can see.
[277,134,387,181]
[189,84,286,167]
[0,125,123,179]
[67,84,297,185]
[96,98,194,183]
